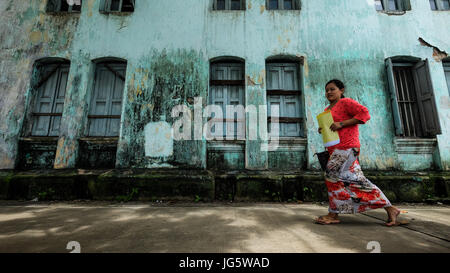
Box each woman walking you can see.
[316,79,403,226]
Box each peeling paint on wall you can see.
[418,37,449,62]
[0,0,449,171]
[144,121,174,158]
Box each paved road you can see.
[0,201,448,253]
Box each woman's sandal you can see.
[385,220,409,227]
[315,215,341,225]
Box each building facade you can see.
[0,0,449,172]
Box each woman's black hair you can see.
[326,79,345,98]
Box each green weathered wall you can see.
[0,0,449,171]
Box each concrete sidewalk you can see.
[0,201,449,253]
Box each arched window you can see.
[443,58,450,96]
[46,0,82,13]
[209,57,245,140]
[30,58,71,136]
[429,0,450,10]
[385,56,441,137]
[374,0,411,12]
[100,0,135,13]
[213,0,246,10]
[266,0,301,10]
[87,59,127,137]
[18,58,71,170]
[266,57,304,137]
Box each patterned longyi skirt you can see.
[325,148,392,214]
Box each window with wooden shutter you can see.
[266,0,301,10]
[412,60,442,136]
[374,0,411,12]
[444,62,450,96]
[430,0,450,10]
[213,0,246,10]
[88,62,126,137]
[46,0,82,13]
[209,62,245,139]
[385,57,441,138]
[100,0,135,13]
[266,62,303,137]
[31,63,70,137]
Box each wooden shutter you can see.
[106,64,125,136]
[436,0,450,10]
[227,63,243,139]
[282,64,298,90]
[444,65,450,96]
[267,65,282,90]
[89,63,125,137]
[102,0,122,12]
[211,86,226,137]
[99,0,107,12]
[282,64,300,136]
[266,63,301,137]
[283,96,300,136]
[385,58,404,135]
[46,0,61,12]
[412,59,442,136]
[267,95,282,136]
[402,0,411,10]
[267,64,281,136]
[283,0,293,10]
[445,71,450,95]
[89,65,110,136]
[32,64,68,136]
[210,63,244,138]
[48,66,69,136]
[267,0,278,9]
[214,0,226,10]
[32,65,58,136]
[210,65,227,137]
[227,64,244,138]
[123,0,135,12]
[109,0,122,12]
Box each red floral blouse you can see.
[324,98,370,153]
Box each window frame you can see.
[266,62,304,138]
[87,62,127,137]
[100,0,135,13]
[213,0,246,11]
[375,0,411,12]
[443,62,450,96]
[266,0,301,10]
[46,0,82,13]
[209,61,246,140]
[385,57,442,138]
[430,0,450,10]
[30,63,70,137]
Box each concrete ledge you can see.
[0,169,215,202]
[0,169,449,202]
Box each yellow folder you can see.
[317,110,340,147]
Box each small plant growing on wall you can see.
[115,187,139,202]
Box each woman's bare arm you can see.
[330,118,364,131]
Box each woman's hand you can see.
[330,122,343,132]
[318,127,322,134]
